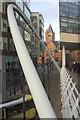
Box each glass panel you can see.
[16,1,23,11]
[0,36,3,50]
[33,19,37,24]
[67,2,75,9]
[61,17,68,22]
[0,2,6,13]
[68,28,73,33]
[39,15,44,23]
[1,19,7,32]
[61,22,68,27]
[68,19,75,23]
[62,2,67,7]
[15,12,20,20]
[24,5,30,20]
[3,37,8,50]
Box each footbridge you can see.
[7,4,80,119]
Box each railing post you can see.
[62,45,66,67]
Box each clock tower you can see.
[45,24,55,44]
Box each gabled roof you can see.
[48,24,53,33]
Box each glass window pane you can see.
[1,19,7,32]
[61,22,68,27]
[61,17,68,22]
[68,28,73,33]
[16,1,23,11]
[68,19,75,23]
[24,5,30,20]
[0,36,3,49]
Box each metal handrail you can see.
[7,4,57,118]
[60,66,80,118]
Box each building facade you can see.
[0,0,31,103]
[30,12,44,60]
[59,0,80,65]
[44,24,62,63]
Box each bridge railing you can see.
[60,66,80,118]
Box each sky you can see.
[29,0,60,41]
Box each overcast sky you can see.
[29,0,60,41]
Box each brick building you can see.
[71,50,80,62]
[44,24,62,63]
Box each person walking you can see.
[72,62,76,73]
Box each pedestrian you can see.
[72,62,76,73]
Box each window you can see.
[40,44,42,51]
[61,27,68,32]
[60,1,80,34]
[15,12,20,20]
[0,2,5,13]
[61,2,67,7]
[24,5,30,20]
[9,39,14,50]
[7,27,10,33]
[3,23,6,32]
[69,18,75,23]
[0,42,1,49]
[68,28,73,33]
[3,37,8,50]
[33,19,37,24]
[1,19,7,32]
[16,1,23,11]
[61,22,68,27]
[60,2,63,6]
[67,3,75,9]
[39,16,44,23]
[0,37,3,49]
[2,2,5,13]
[61,17,68,22]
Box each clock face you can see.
[48,34,51,37]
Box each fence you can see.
[60,66,80,118]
